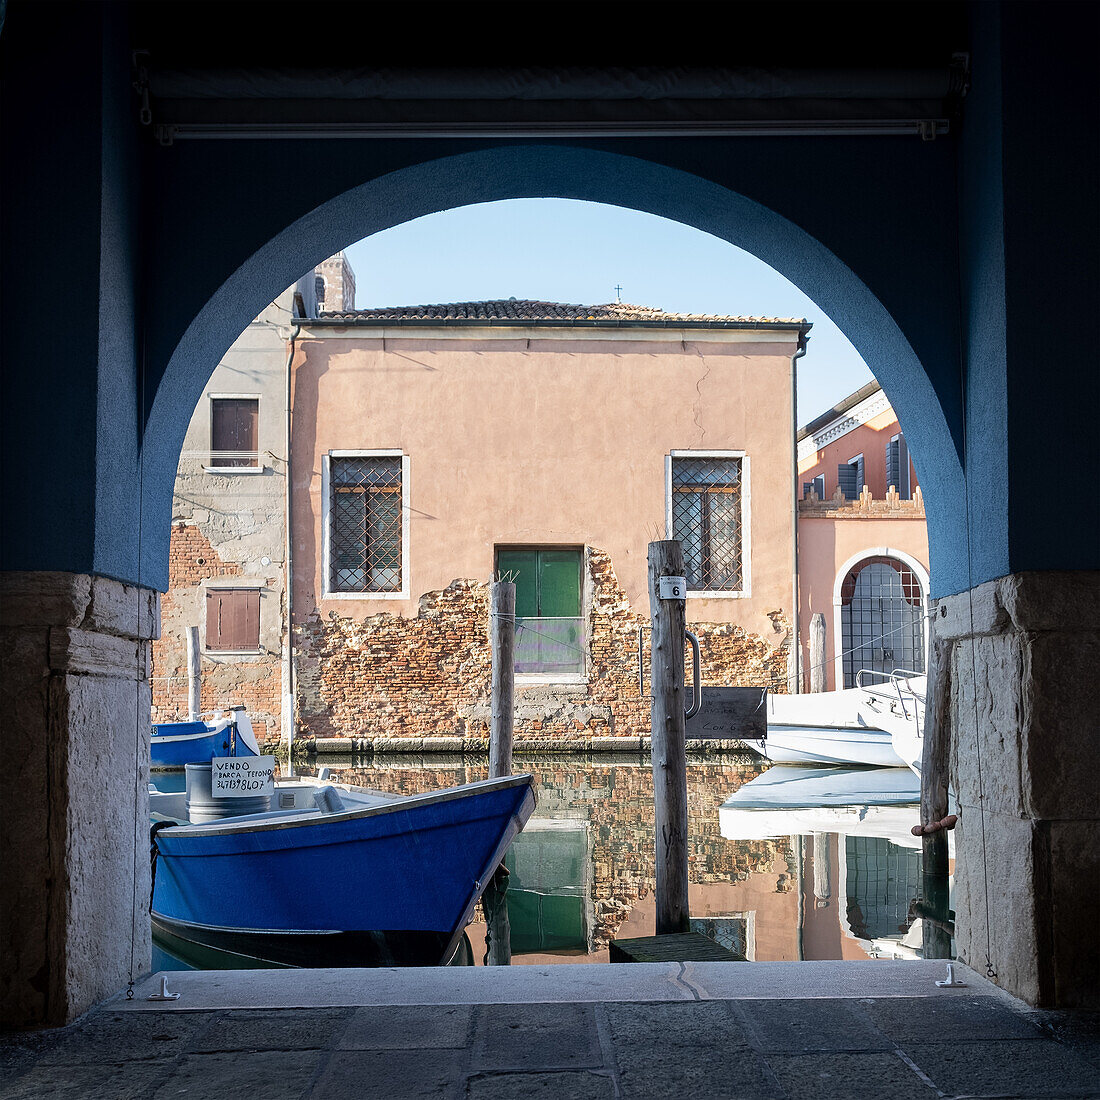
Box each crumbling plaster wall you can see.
[295,547,790,743]
[152,523,283,741]
[150,298,292,741]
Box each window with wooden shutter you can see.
[211,397,259,468]
[837,455,864,500]
[803,473,826,500]
[886,433,911,498]
[205,588,261,651]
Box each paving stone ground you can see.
[2,997,1098,1099]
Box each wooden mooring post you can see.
[809,612,827,693]
[186,625,201,721]
[484,580,515,965]
[921,633,953,958]
[648,540,691,935]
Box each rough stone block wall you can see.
[151,523,283,741]
[936,571,1100,1009]
[1,572,157,1027]
[295,547,790,744]
[313,756,790,949]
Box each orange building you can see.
[289,300,809,743]
[796,381,929,692]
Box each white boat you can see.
[719,765,953,961]
[738,670,926,771]
[719,764,926,848]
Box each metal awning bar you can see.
[147,65,967,102]
[155,118,949,142]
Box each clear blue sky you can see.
[343,199,874,426]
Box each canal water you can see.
[152,753,953,971]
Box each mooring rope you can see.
[127,318,149,1000]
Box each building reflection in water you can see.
[304,754,952,966]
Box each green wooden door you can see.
[496,548,540,617]
[495,547,583,674]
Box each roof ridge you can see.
[313,297,808,326]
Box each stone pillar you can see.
[1,572,159,1028]
[934,571,1100,1008]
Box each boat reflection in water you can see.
[720,765,954,961]
[151,755,952,969]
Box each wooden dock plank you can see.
[609,932,745,964]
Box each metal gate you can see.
[840,557,924,688]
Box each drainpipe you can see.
[790,331,809,693]
[283,320,301,758]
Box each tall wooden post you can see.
[186,626,201,721]
[809,613,827,693]
[648,541,690,935]
[485,580,515,964]
[489,581,515,780]
[921,633,953,958]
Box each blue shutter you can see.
[896,434,910,498]
[886,435,911,499]
[837,462,859,500]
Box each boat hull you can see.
[152,775,535,965]
[150,714,260,769]
[743,724,904,767]
[151,912,471,968]
[718,764,951,853]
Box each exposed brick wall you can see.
[151,522,283,741]
[294,546,790,743]
[307,756,792,949]
[163,523,243,589]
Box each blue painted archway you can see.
[142,145,966,595]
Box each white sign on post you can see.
[659,576,687,600]
[211,756,276,798]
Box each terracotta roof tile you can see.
[314,299,807,326]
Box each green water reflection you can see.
[153,753,951,969]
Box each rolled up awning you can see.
[141,61,969,142]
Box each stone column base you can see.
[934,570,1100,1008]
[1,572,159,1028]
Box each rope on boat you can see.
[149,821,176,908]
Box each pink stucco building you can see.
[289,300,809,743]
[796,381,929,692]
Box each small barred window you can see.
[330,456,402,593]
[671,456,743,592]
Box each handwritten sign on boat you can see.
[211,756,276,798]
[686,687,767,741]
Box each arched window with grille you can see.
[840,556,925,688]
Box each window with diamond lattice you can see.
[840,556,924,688]
[329,456,403,593]
[671,456,743,591]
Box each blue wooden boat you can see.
[151,773,535,967]
[150,707,260,769]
